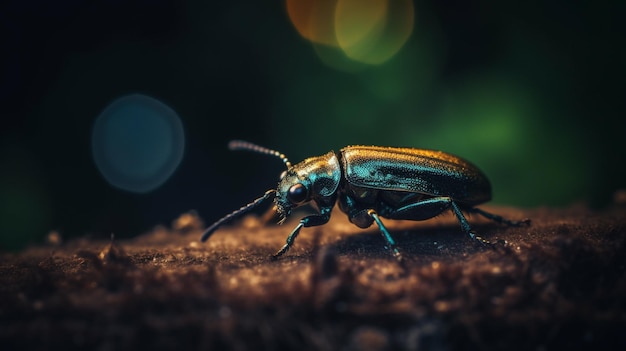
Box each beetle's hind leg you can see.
[448,201,494,246]
[381,196,494,246]
[467,207,531,227]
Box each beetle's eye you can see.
[287,183,308,204]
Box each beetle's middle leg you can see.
[367,210,403,260]
[344,208,403,260]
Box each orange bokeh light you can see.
[286,0,338,46]
[286,0,414,66]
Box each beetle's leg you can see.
[466,207,531,227]
[272,221,304,259]
[383,197,451,221]
[272,208,332,259]
[367,210,403,261]
[383,197,493,245]
[448,201,493,245]
[341,197,403,260]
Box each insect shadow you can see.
[323,221,509,263]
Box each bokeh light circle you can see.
[286,0,414,66]
[92,94,185,193]
[335,0,414,65]
[286,0,338,46]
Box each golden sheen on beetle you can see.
[200,140,530,261]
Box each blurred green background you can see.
[1,0,624,251]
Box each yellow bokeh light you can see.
[334,0,389,62]
[286,0,414,66]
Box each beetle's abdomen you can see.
[340,146,491,205]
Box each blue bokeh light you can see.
[92,94,185,193]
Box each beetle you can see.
[200,140,530,260]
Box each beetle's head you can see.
[223,141,340,225]
[274,169,310,223]
[273,151,342,223]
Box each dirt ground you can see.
[1,202,625,351]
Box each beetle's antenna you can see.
[228,140,292,169]
[200,190,276,242]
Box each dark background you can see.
[1,0,624,251]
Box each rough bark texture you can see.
[2,204,625,350]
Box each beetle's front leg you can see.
[272,207,332,259]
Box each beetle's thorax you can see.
[274,151,341,220]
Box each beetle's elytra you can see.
[201,140,530,261]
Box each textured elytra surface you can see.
[1,204,625,350]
